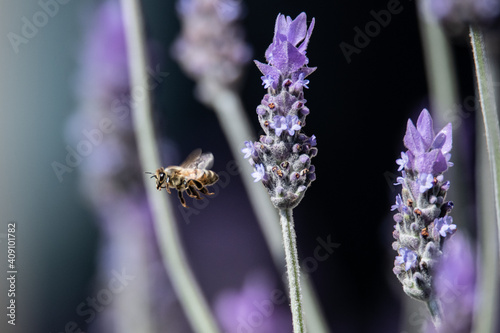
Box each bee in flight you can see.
[146,149,219,208]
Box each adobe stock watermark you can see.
[237,234,340,333]
[339,0,412,64]
[51,65,169,183]
[178,159,241,224]
[7,0,73,54]
[49,268,135,333]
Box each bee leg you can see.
[188,185,202,200]
[188,180,208,197]
[162,185,171,194]
[177,190,188,208]
[185,187,199,199]
[198,185,214,196]
[192,180,214,195]
[190,179,204,189]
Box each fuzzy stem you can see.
[279,208,306,333]
[201,80,328,333]
[470,25,500,333]
[120,1,220,332]
[426,297,442,328]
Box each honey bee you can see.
[147,149,219,208]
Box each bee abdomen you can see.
[204,170,219,185]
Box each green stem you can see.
[201,80,329,333]
[426,297,442,328]
[120,1,220,332]
[470,26,500,256]
[279,208,306,333]
[470,25,500,333]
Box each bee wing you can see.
[180,149,214,169]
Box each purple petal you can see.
[395,255,404,266]
[431,132,446,150]
[435,123,452,154]
[298,17,315,55]
[274,14,288,41]
[416,109,434,149]
[432,150,448,174]
[418,173,434,193]
[292,67,317,81]
[285,42,308,71]
[254,60,279,77]
[271,42,307,74]
[405,251,417,271]
[415,150,438,174]
[254,61,281,89]
[404,119,426,154]
[406,150,415,170]
[287,12,307,46]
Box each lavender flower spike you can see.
[243,13,317,333]
[392,109,456,324]
[244,12,317,210]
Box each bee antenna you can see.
[145,171,153,174]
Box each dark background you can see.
[0,0,478,332]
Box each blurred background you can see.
[0,0,489,332]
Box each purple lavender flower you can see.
[252,164,268,183]
[261,74,275,89]
[242,141,256,159]
[396,151,409,171]
[395,247,418,271]
[418,173,435,193]
[270,116,288,136]
[391,194,404,212]
[433,216,457,237]
[243,13,317,209]
[392,109,455,305]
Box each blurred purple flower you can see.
[214,271,292,333]
[428,0,500,30]
[68,1,184,332]
[427,234,476,332]
[172,0,252,90]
